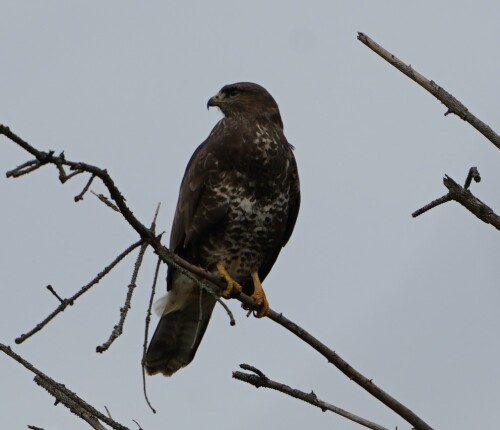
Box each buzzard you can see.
[145,82,300,376]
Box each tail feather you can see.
[145,288,216,376]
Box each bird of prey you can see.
[145,82,300,376]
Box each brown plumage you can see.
[145,82,300,376]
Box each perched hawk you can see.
[145,82,300,376]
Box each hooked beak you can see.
[207,92,224,109]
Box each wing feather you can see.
[257,143,300,283]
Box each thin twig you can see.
[357,32,500,150]
[150,202,161,233]
[6,159,43,177]
[16,240,143,344]
[96,240,148,353]
[97,205,162,353]
[75,173,96,202]
[104,406,112,419]
[142,257,161,414]
[132,419,144,430]
[463,166,481,189]
[234,364,390,430]
[91,190,121,212]
[60,168,83,183]
[46,285,64,304]
[27,426,45,430]
[0,343,129,430]
[412,195,452,218]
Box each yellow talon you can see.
[216,263,242,298]
[251,272,269,318]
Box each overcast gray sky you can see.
[1,2,500,429]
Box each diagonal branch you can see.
[357,32,500,150]
[35,376,107,430]
[264,309,433,430]
[0,343,129,430]
[233,364,390,430]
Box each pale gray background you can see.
[1,2,499,429]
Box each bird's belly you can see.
[200,194,288,281]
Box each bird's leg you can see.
[251,272,269,318]
[216,262,242,298]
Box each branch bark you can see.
[443,175,500,229]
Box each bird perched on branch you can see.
[145,82,300,376]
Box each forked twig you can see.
[412,168,500,230]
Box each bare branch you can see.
[132,419,144,430]
[444,175,500,229]
[15,240,143,344]
[265,310,434,430]
[6,159,43,177]
[74,173,96,202]
[46,285,64,304]
[97,205,161,353]
[412,168,500,230]
[412,194,452,218]
[357,32,500,150]
[463,166,481,189]
[96,240,148,353]
[150,202,161,233]
[35,376,107,430]
[234,364,390,430]
[0,343,129,430]
[141,256,162,414]
[91,190,121,212]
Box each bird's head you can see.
[207,82,283,128]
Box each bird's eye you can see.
[228,88,239,97]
